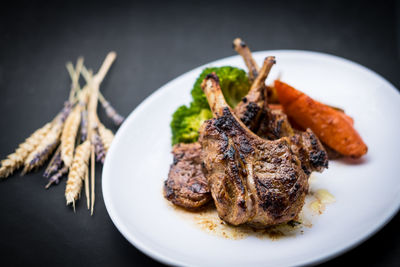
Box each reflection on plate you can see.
[103,50,400,266]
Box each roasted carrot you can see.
[268,103,354,125]
[274,80,367,158]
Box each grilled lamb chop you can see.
[163,58,277,210]
[199,73,308,227]
[163,46,327,211]
[233,41,328,174]
[164,143,211,209]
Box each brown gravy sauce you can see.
[168,175,335,240]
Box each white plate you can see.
[102,50,400,266]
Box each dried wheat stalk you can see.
[0,122,52,178]
[22,118,64,174]
[65,140,91,207]
[90,144,95,215]
[82,52,116,215]
[61,105,81,168]
[66,57,84,102]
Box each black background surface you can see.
[0,0,399,266]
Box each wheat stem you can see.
[93,51,116,84]
[66,57,84,102]
[85,167,90,210]
[90,145,95,215]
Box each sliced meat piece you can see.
[163,142,211,209]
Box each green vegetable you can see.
[171,66,250,145]
[171,106,212,145]
[191,66,251,108]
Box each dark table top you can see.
[1,0,399,266]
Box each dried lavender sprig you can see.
[80,109,88,142]
[61,101,73,123]
[98,93,124,126]
[43,147,62,178]
[27,139,59,167]
[22,115,64,174]
[45,165,68,189]
[93,131,106,163]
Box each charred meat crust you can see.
[240,102,261,128]
[308,132,329,169]
[290,129,329,174]
[214,108,254,155]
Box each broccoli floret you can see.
[191,66,250,108]
[171,106,212,145]
[171,66,250,145]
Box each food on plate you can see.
[164,143,211,209]
[164,38,367,230]
[199,73,310,227]
[171,66,250,145]
[274,80,368,158]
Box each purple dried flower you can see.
[80,109,88,142]
[29,140,58,166]
[43,150,62,178]
[60,101,73,123]
[93,132,106,163]
[101,98,124,126]
[45,166,68,189]
[22,118,64,174]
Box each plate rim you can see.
[102,49,400,267]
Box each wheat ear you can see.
[98,122,114,153]
[65,140,91,207]
[61,105,81,168]
[0,122,52,178]
[22,119,63,174]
